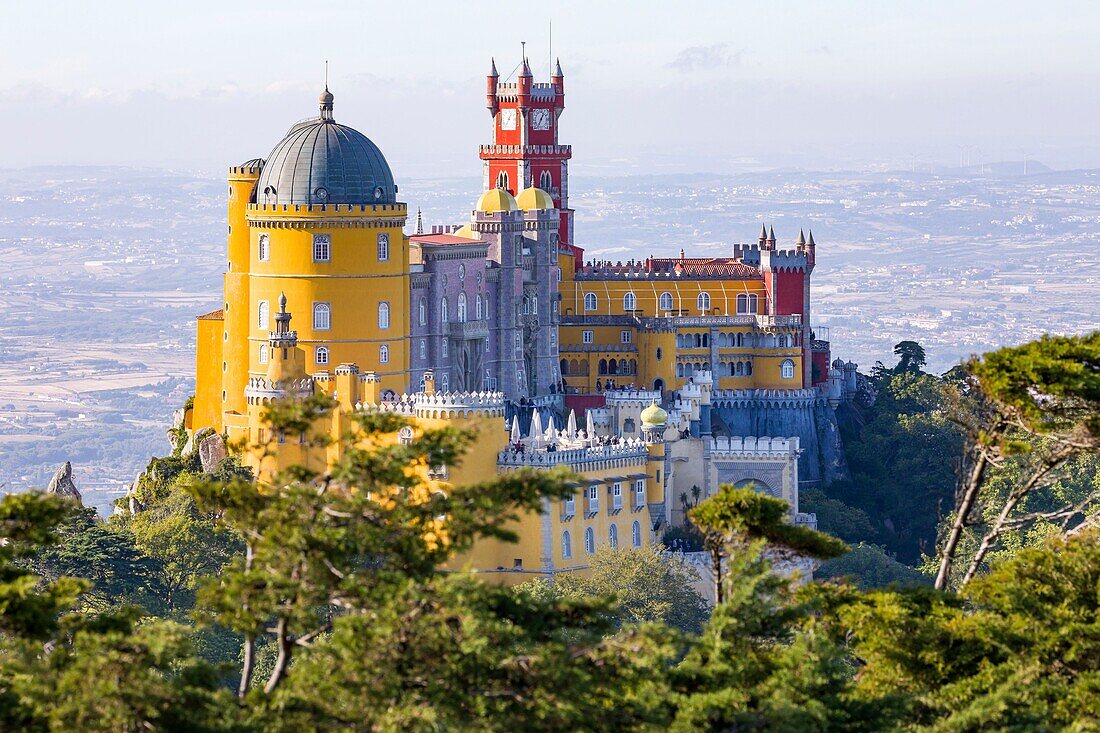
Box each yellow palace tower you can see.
[194,88,410,445]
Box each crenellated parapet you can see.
[372,390,507,419]
[244,376,314,404]
[710,388,823,409]
[708,435,801,458]
[497,440,649,471]
[604,389,661,405]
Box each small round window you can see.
[314,186,329,202]
[374,186,384,200]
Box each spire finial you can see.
[489,57,499,77]
[415,206,424,235]
[759,223,768,243]
[797,228,806,246]
[767,226,776,243]
[319,66,335,121]
[325,59,329,91]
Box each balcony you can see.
[447,319,489,340]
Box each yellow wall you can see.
[245,203,410,396]
[193,314,224,432]
[560,278,767,317]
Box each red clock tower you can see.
[481,57,574,244]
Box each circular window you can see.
[458,264,466,280]
[374,186,384,200]
[314,187,329,202]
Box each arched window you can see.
[560,359,568,376]
[496,171,509,191]
[457,292,467,322]
[315,346,329,365]
[781,359,795,379]
[379,344,390,364]
[398,426,414,445]
[313,302,331,330]
[736,362,744,376]
[258,233,270,262]
[737,293,748,314]
[441,339,448,358]
[257,300,269,329]
[540,170,553,191]
[583,292,597,311]
[697,292,711,312]
[623,291,637,311]
[440,297,449,323]
[378,302,390,329]
[584,527,595,555]
[418,299,426,326]
[377,233,390,262]
[632,520,642,548]
[609,524,618,549]
[748,294,759,313]
[659,291,673,311]
[258,344,268,364]
[656,347,662,361]
[676,363,683,378]
[746,360,753,375]
[475,293,483,320]
[419,340,426,359]
[562,530,572,559]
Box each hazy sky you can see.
[3,1,1099,176]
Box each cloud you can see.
[668,43,743,73]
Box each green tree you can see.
[689,484,846,604]
[0,493,236,732]
[893,340,927,374]
[29,504,164,613]
[669,487,892,731]
[828,368,962,563]
[934,332,1100,589]
[849,529,1100,730]
[186,394,675,731]
[128,481,242,613]
[517,544,711,634]
[816,542,928,590]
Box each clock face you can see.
[501,109,517,130]
[531,108,551,131]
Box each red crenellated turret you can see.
[486,57,499,116]
[551,57,564,109]
[517,57,532,110]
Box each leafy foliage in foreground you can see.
[1,333,1097,730]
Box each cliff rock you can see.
[198,433,227,473]
[46,461,82,504]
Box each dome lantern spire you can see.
[319,60,334,121]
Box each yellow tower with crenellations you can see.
[194,88,409,445]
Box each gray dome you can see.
[257,93,396,206]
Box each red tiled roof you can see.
[649,257,759,278]
[197,309,224,320]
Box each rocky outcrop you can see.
[198,433,227,473]
[46,461,82,504]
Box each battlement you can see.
[478,144,572,157]
[604,388,661,404]
[373,390,506,419]
[498,439,649,470]
[708,435,800,457]
[246,202,407,216]
[575,257,760,281]
[710,388,822,409]
[244,376,314,403]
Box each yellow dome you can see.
[476,187,517,213]
[453,224,478,239]
[640,402,668,427]
[516,187,555,211]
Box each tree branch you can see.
[960,448,1073,586]
[935,429,999,591]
